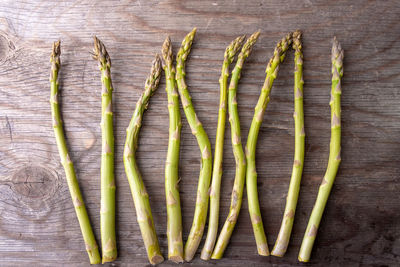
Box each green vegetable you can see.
[50,41,101,264]
[175,28,213,262]
[93,36,117,263]
[201,35,245,261]
[123,54,164,265]
[298,37,343,262]
[271,30,305,257]
[246,32,292,257]
[211,31,260,259]
[162,36,184,263]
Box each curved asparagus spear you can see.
[201,35,245,261]
[50,41,101,264]
[271,30,305,257]
[298,37,343,262]
[123,54,164,265]
[246,32,292,257]
[162,36,184,263]
[211,31,260,259]
[174,28,213,262]
[93,36,117,263]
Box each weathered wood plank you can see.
[0,0,399,265]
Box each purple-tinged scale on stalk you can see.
[308,224,318,237]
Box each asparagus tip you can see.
[332,37,344,64]
[293,29,301,39]
[162,36,172,67]
[226,35,246,60]
[162,36,171,53]
[246,30,261,45]
[185,28,197,42]
[52,40,61,57]
[145,53,162,94]
[177,28,197,62]
[93,36,111,66]
[238,34,246,43]
[252,30,261,40]
[292,30,302,51]
[241,30,260,57]
[50,40,61,74]
[153,53,162,71]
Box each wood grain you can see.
[0,0,399,266]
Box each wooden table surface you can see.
[0,0,399,266]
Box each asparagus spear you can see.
[298,37,343,262]
[201,35,245,261]
[271,30,305,257]
[162,36,184,263]
[174,28,213,262]
[211,31,260,259]
[123,54,164,265]
[50,41,101,264]
[93,36,117,263]
[246,32,292,257]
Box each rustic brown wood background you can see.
[0,0,399,266]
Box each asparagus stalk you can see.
[162,36,184,263]
[271,30,305,257]
[298,37,343,262]
[123,54,164,265]
[93,36,117,263]
[211,31,260,259]
[201,35,245,261]
[174,28,213,262]
[50,41,101,264]
[246,32,292,257]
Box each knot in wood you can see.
[12,165,58,200]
